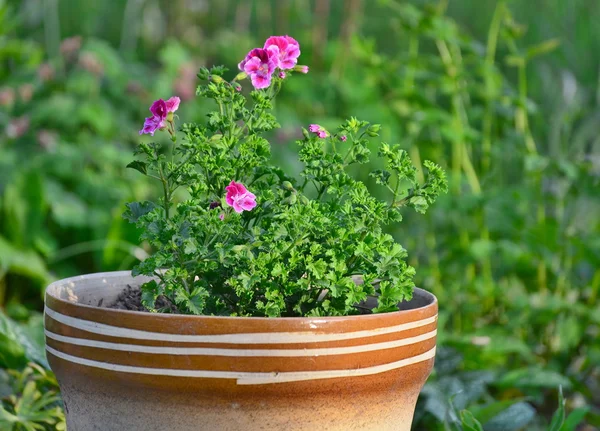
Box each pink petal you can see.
[250,73,272,89]
[165,96,180,113]
[243,57,261,74]
[239,195,257,211]
[150,99,167,120]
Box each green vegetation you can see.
[0,0,598,429]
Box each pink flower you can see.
[150,99,168,119]
[308,124,328,138]
[6,116,30,139]
[140,96,180,135]
[239,48,277,89]
[340,135,347,142]
[225,181,257,213]
[165,96,180,113]
[139,116,163,136]
[264,36,300,70]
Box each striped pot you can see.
[44,271,438,431]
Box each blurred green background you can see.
[0,0,598,430]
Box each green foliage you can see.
[0,364,65,431]
[0,0,598,428]
[126,67,447,316]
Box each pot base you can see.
[53,359,431,431]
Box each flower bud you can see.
[167,111,174,122]
[294,65,309,74]
[283,194,297,205]
[234,72,247,81]
[299,195,309,205]
[210,75,225,83]
[368,124,381,132]
[282,181,294,191]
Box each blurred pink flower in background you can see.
[6,116,30,139]
[37,130,58,152]
[174,63,198,101]
[79,52,104,76]
[60,36,82,58]
[18,84,34,103]
[38,63,55,81]
[0,88,15,107]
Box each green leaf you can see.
[123,201,157,223]
[548,386,565,431]
[496,367,572,390]
[483,402,536,431]
[561,407,589,431]
[126,161,149,176]
[459,410,484,431]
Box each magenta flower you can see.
[238,48,277,89]
[225,181,257,213]
[150,99,167,119]
[139,116,163,136]
[264,36,300,70]
[140,96,180,135]
[308,124,328,138]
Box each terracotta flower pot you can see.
[44,271,438,431]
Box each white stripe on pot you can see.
[45,345,436,385]
[45,307,437,344]
[45,328,436,357]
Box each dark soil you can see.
[107,285,179,313]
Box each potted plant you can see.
[44,36,447,431]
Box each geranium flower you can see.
[139,96,180,135]
[264,36,300,70]
[225,181,257,213]
[309,124,328,138]
[238,48,277,89]
[139,116,163,136]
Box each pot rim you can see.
[45,270,437,322]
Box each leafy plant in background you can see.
[0,364,65,431]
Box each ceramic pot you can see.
[44,271,437,431]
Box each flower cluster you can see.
[238,36,308,89]
[139,96,180,136]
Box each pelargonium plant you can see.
[125,35,447,317]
